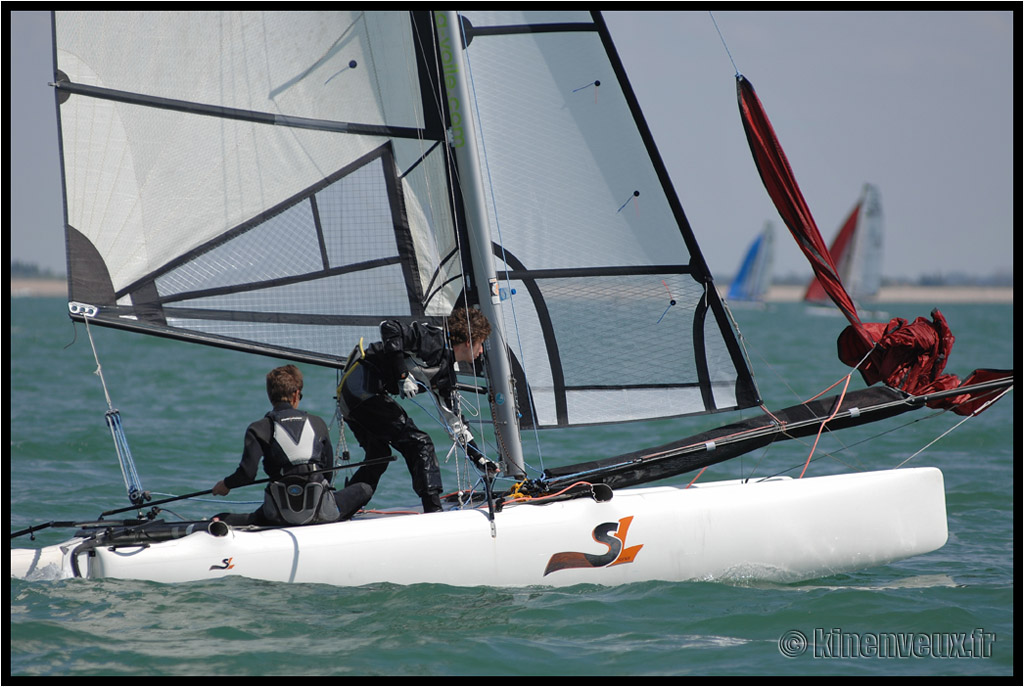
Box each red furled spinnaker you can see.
[736,74,1005,414]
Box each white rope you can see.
[82,315,114,411]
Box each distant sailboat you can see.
[805,184,884,314]
[727,221,774,307]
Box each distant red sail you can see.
[805,200,860,303]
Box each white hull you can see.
[11,468,947,588]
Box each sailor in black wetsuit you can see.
[212,364,372,526]
[338,307,494,513]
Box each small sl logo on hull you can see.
[209,557,235,571]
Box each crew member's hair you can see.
[267,364,303,403]
[448,307,491,347]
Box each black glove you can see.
[384,352,405,395]
[467,441,499,473]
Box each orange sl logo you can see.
[544,516,643,576]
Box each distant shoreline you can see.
[11,279,69,298]
[9,278,1014,304]
[763,284,1014,304]
[11,279,68,298]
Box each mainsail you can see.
[453,11,759,429]
[55,11,761,470]
[56,12,462,366]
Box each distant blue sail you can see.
[727,222,774,303]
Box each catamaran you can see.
[11,11,1011,588]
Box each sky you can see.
[8,10,1016,281]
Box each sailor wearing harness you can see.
[338,307,494,513]
[212,365,372,526]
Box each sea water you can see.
[9,296,1015,677]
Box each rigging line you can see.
[419,20,491,462]
[449,304,487,429]
[412,13,450,153]
[895,386,1012,469]
[431,61,491,458]
[758,439,862,482]
[709,12,740,77]
[764,392,993,481]
[404,379,495,494]
[798,371,852,478]
[330,370,353,469]
[731,323,804,406]
[729,430,781,483]
[719,293,766,408]
[408,14,495,467]
[82,315,146,503]
[457,12,546,471]
[752,398,940,482]
[685,466,707,488]
[83,315,114,411]
[748,413,888,482]
[503,480,600,505]
[405,372,521,496]
[148,492,260,506]
[401,13,445,202]
[804,341,878,404]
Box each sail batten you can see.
[462,21,597,42]
[55,79,440,140]
[502,265,693,279]
[150,257,403,305]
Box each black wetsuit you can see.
[217,402,371,526]
[339,320,461,512]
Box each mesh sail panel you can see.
[459,12,759,426]
[129,145,437,363]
